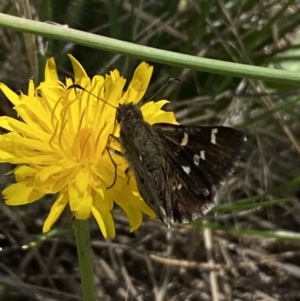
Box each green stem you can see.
[0,13,300,85]
[74,219,96,301]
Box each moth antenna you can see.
[68,84,117,109]
[139,78,181,107]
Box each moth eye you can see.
[181,165,191,175]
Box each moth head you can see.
[116,102,144,124]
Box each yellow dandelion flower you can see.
[0,55,177,238]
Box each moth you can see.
[71,84,246,227]
[115,101,246,227]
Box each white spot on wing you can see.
[181,165,191,175]
[139,155,143,162]
[190,203,215,221]
[202,189,210,197]
[243,136,247,142]
[211,128,218,144]
[193,154,200,166]
[200,150,205,160]
[159,206,171,227]
[201,202,215,215]
[180,132,189,146]
[177,183,182,190]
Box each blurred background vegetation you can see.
[0,0,300,300]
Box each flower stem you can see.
[74,219,96,301]
[1,13,300,85]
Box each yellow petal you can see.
[127,178,156,216]
[122,62,153,104]
[75,169,89,192]
[142,100,169,113]
[34,165,72,194]
[28,80,35,97]
[3,183,44,205]
[114,197,142,232]
[147,112,178,125]
[91,75,105,90]
[141,100,178,125]
[0,83,22,106]
[0,117,51,140]
[73,192,93,219]
[44,57,59,82]
[0,149,29,163]
[36,165,65,182]
[68,54,89,81]
[14,101,53,133]
[69,177,92,219]
[0,132,51,152]
[43,192,69,232]
[92,191,115,238]
[65,77,74,88]
[15,165,36,182]
[105,76,126,107]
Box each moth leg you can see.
[105,133,122,189]
[106,146,124,189]
[107,133,120,144]
[106,134,133,186]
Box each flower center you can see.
[72,127,96,161]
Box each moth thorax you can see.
[116,103,143,123]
